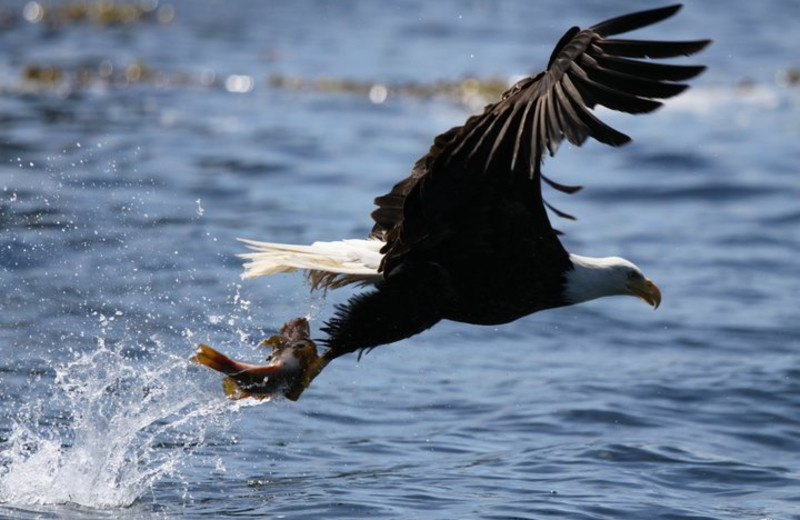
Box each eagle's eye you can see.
[627,270,643,282]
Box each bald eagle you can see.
[194,5,709,400]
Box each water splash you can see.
[0,338,227,509]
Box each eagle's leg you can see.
[319,260,450,361]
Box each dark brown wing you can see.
[370,4,709,273]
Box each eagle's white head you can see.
[563,253,661,309]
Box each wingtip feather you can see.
[591,4,682,37]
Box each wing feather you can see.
[592,54,707,81]
[578,54,689,99]
[370,4,709,272]
[512,94,537,171]
[569,61,664,114]
[551,80,589,146]
[594,39,710,59]
[590,4,682,36]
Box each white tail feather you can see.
[238,238,383,290]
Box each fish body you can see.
[192,318,328,401]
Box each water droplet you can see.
[225,74,254,93]
[22,1,44,23]
[369,84,388,104]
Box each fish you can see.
[191,317,328,401]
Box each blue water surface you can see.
[1,1,799,519]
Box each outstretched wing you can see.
[371,4,709,273]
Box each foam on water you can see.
[0,337,228,509]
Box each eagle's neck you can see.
[562,253,636,305]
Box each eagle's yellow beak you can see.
[628,277,661,309]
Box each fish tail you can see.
[191,344,240,376]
